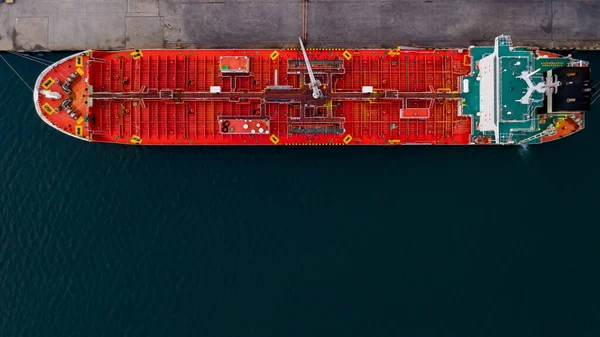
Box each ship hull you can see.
[34,37,588,145]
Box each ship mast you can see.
[298,37,324,99]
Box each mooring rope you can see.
[7,51,53,66]
[0,54,34,92]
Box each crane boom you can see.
[298,37,323,99]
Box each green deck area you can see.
[461,36,574,144]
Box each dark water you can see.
[1,51,599,337]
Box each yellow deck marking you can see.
[76,67,84,76]
[270,50,280,61]
[75,55,83,67]
[269,135,280,144]
[131,50,143,60]
[130,135,142,144]
[463,54,471,66]
[388,46,401,56]
[75,126,82,136]
[42,78,55,89]
[42,103,54,115]
[76,116,84,125]
[343,134,353,144]
[343,51,352,60]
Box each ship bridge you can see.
[461,35,589,145]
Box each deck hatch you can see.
[219,56,250,73]
[42,78,55,89]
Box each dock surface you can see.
[1,0,599,51]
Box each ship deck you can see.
[36,47,473,145]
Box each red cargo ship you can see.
[34,36,590,145]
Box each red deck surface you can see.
[36,47,473,145]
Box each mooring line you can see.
[0,54,34,92]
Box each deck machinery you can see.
[34,35,590,145]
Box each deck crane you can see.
[298,37,324,99]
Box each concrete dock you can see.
[1,0,599,51]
